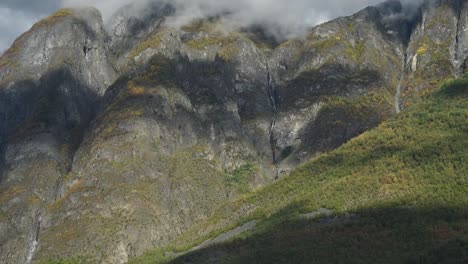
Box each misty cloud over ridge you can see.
[1,0,425,52]
[63,0,426,40]
[63,0,389,39]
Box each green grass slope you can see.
[132,75,468,264]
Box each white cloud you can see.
[61,0,385,21]
[1,0,426,52]
[60,0,425,40]
[59,0,387,39]
[60,0,147,20]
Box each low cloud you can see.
[1,0,426,52]
[62,0,426,40]
[62,0,385,39]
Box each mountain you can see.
[135,67,468,264]
[0,0,466,263]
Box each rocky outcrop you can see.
[106,2,175,70]
[0,8,116,264]
[34,25,277,263]
[455,0,468,73]
[0,1,467,263]
[267,4,406,173]
[32,9,400,261]
[402,0,465,106]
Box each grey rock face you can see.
[456,1,468,73]
[0,7,116,264]
[402,0,465,106]
[0,8,116,94]
[267,6,404,174]
[0,1,467,263]
[106,2,176,70]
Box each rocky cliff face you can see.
[402,0,467,107]
[0,7,116,264]
[0,1,466,263]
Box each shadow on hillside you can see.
[97,53,263,139]
[0,68,99,181]
[277,65,382,111]
[167,97,468,264]
[170,202,468,264]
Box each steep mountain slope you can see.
[33,7,404,263]
[0,8,116,264]
[0,0,466,263]
[133,73,468,264]
[400,0,468,108]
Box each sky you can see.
[0,0,416,52]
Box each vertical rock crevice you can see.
[395,52,408,114]
[26,214,41,264]
[265,63,280,179]
[454,3,463,76]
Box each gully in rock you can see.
[266,66,280,179]
[395,53,408,114]
[454,4,464,76]
[26,214,41,264]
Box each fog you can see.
[1,0,426,52]
[63,0,423,39]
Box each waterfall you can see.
[26,215,41,264]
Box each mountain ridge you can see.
[0,0,466,263]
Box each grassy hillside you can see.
[132,75,468,264]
